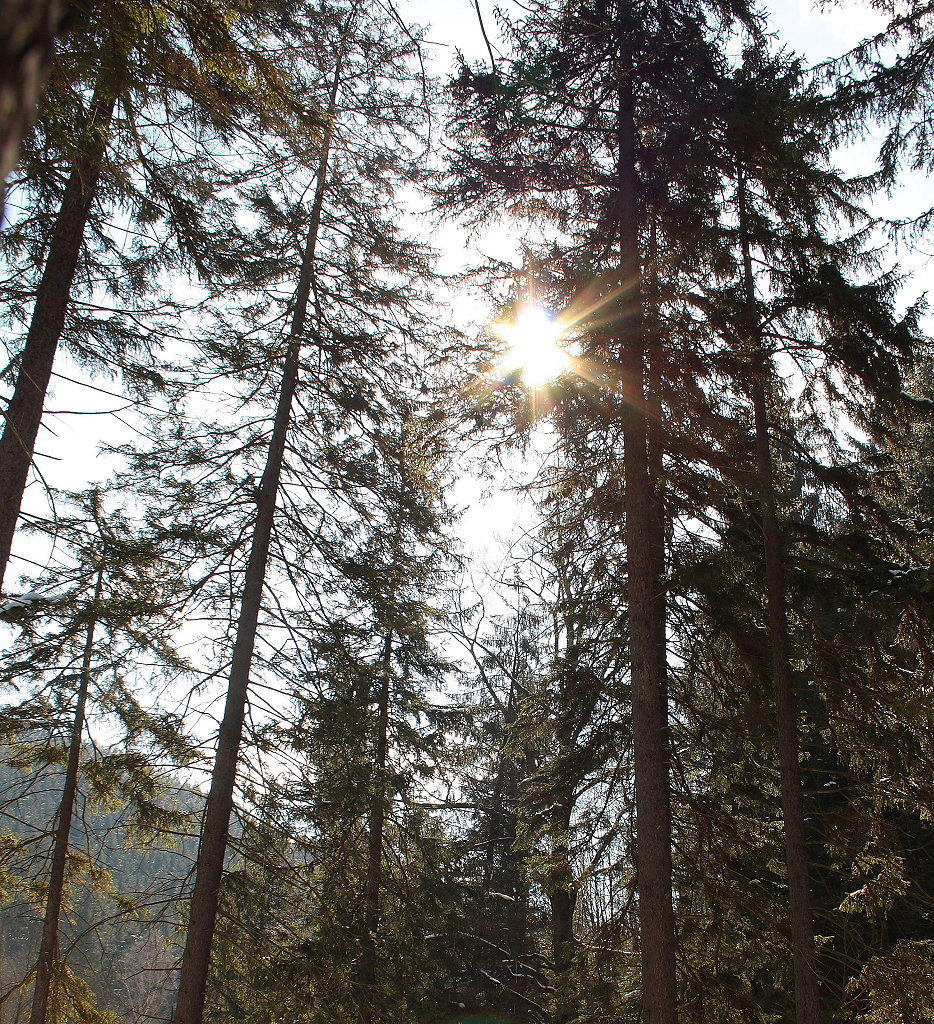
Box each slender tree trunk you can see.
[645,217,667,729]
[171,62,344,1024]
[0,80,116,588]
[29,568,103,1024]
[505,601,531,963]
[736,168,820,1024]
[481,677,532,1022]
[357,632,393,1024]
[615,12,678,1024]
[548,793,577,1024]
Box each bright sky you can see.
[7,0,929,591]
[766,0,885,59]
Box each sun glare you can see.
[496,306,571,387]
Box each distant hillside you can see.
[0,748,203,1024]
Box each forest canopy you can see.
[0,2,932,1024]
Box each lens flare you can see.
[495,306,570,387]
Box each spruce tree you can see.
[281,409,459,1024]
[0,0,319,588]
[170,27,345,1022]
[513,539,636,1024]
[831,0,934,231]
[668,40,928,1021]
[102,6,449,1021]
[0,489,197,1024]
[453,585,549,1021]
[446,2,759,1018]
[732,87,822,1024]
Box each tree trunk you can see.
[737,167,821,1024]
[0,78,116,589]
[645,217,667,733]
[29,568,103,1024]
[0,0,61,203]
[548,794,577,1024]
[357,632,393,1024]
[481,673,533,1022]
[615,12,678,1024]
[171,60,344,1024]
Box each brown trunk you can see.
[615,12,678,1024]
[548,794,577,1024]
[0,0,62,200]
[481,670,532,1021]
[29,568,103,1024]
[357,632,393,1024]
[736,167,821,1024]
[548,588,582,1024]
[171,60,344,1024]
[645,217,667,722]
[0,78,116,589]
[550,885,576,978]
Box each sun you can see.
[495,306,571,387]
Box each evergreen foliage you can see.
[0,1,932,1024]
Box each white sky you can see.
[767,0,885,60]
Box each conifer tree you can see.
[669,40,928,1022]
[0,0,319,588]
[106,6,449,1021]
[453,586,549,1021]
[0,489,196,1024]
[831,0,934,230]
[730,68,823,1024]
[170,30,346,1023]
[279,409,459,1024]
[446,3,759,1019]
[512,539,634,1024]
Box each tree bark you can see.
[0,79,116,589]
[645,217,667,731]
[548,793,578,1024]
[357,632,393,1024]
[615,11,678,1024]
[171,59,344,1024]
[736,167,821,1024]
[29,568,103,1024]
[481,670,532,1021]
[0,0,61,205]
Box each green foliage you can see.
[1,1,933,1023]
[848,940,934,1024]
